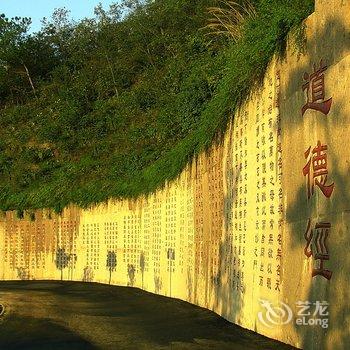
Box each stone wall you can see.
[0,1,349,348]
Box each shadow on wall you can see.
[127,264,136,287]
[154,275,163,294]
[283,17,350,103]
[16,267,30,281]
[187,266,193,302]
[82,266,94,282]
[210,124,243,324]
[106,250,117,285]
[281,13,350,350]
[55,247,70,281]
[140,251,145,289]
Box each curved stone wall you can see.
[0,1,349,348]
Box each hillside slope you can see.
[0,0,314,212]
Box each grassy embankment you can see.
[0,0,314,213]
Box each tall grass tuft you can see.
[205,0,257,41]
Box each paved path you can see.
[0,281,295,349]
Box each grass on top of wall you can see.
[0,0,314,214]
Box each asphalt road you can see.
[0,281,295,350]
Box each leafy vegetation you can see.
[0,0,314,212]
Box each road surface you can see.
[0,281,295,349]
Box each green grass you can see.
[0,0,314,213]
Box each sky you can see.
[0,0,120,33]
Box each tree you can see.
[0,15,40,98]
[0,14,33,103]
[0,14,59,105]
[106,250,117,284]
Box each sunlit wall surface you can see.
[0,1,349,348]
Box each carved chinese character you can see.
[302,60,332,116]
[259,276,264,286]
[268,248,273,258]
[268,233,274,244]
[276,248,282,260]
[274,279,281,292]
[303,141,335,199]
[267,263,272,274]
[260,248,265,257]
[304,219,332,280]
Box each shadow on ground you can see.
[0,281,295,350]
